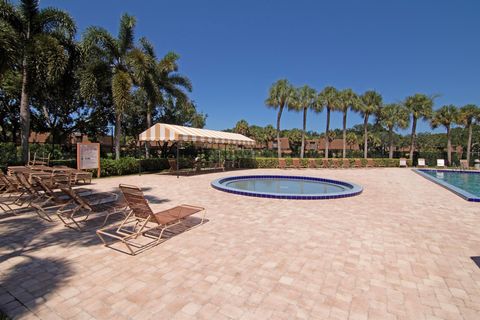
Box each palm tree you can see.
[346,132,358,150]
[458,104,479,165]
[81,14,139,160]
[337,89,358,158]
[289,85,317,158]
[353,90,382,159]
[404,94,434,161]
[132,38,192,157]
[265,79,294,158]
[0,0,76,162]
[431,105,459,165]
[317,86,339,159]
[380,103,410,158]
[233,119,250,136]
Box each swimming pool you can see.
[414,169,480,202]
[211,175,362,200]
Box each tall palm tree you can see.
[0,0,76,162]
[353,90,382,159]
[337,89,358,158]
[317,86,339,159]
[431,105,459,166]
[265,79,294,158]
[81,14,139,160]
[380,103,410,158]
[132,38,192,157]
[458,104,479,165]
[233,119,250,136]
[404,94,434,161]
[289,85,317,158]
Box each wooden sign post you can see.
[77,143,101,178]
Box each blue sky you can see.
[42,0,480,134]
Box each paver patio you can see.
[1,168,479,319]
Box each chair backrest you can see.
[278,159,286,168]
[437,159,445,167]
[292,158,300,167]
[14,172,38,196]
[60,187,92,211]
[308,159,316,168]
[343,159,349,167]
[119,184,153,220]
[168,159,177,171]
[0,172,16,192]
[460,159,468,168]
[417,158,425,166]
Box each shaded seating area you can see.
[139,123,255,177]
[96,184,206,255]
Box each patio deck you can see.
[1,168,479,320]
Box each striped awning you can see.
[139,123,255,146]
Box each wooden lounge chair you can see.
[0,172,28,213]
[354,159,362,168]
[399,158,407,168]
[331,159,340,168]
[342,159,350,168]
[278,158,287,169]
[57,187,124,231]
[321,159,329,168]
[366,159,375,168]
[168,159,177,173]
[96,184,206,255]
[460,160,469,169]
[292,158,301,169]
[417,158,426,168]
[308,159,316,169]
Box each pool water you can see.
[422,170,480,197]
[225,178,346,195]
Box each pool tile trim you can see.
[211,175,363,200]
[413,169,480,202]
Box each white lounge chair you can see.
[417,158,426,168]
[399,158,407,168]
[437,159,445,168]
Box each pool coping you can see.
[413,169,480,202]
[211,175,363,200]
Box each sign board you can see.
[77,143,100,178]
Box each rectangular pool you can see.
[414,169,480,202]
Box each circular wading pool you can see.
[211,175,362,200]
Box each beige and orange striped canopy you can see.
[139,123,255,146]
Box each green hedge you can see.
[238,157,413,169]
[99,157,171,177]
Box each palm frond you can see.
[118,13,136,55]
[0,0,24,33]
[139,36,156,59]
[82,26,119,59]
[111,69,133,112]
[36,7,76,39]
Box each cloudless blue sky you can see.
[42,0,480,134]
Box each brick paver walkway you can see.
[1,168,479,319]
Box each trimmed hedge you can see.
[238,157,413,169]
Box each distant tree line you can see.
[234,80,480,165]
[0,0,206,162]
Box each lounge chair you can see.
[96,184,206,255]
[308,159,316,169]
[278,158,287,169]
[57,187,124,230]
[437,159,445,168]
[342,159,350,168]
[292,158,301,169]
[366,159,375,168]
[460,160,469,169]
[168,159,177,173]
[417,158,426,168]
[399,158,407,168]
[321,159,329,168]
[0,172,29,213]
[331,159,340,168]
[353,159,362,168]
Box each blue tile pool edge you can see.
[211,175,363,200]
[412,169,480,202]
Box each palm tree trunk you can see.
[20,56,30,164]
[446,125,451,166]
[325,107,330,160]
[467,123,472,165]
[409,117,417,161]
[276,106,283,158]
[145,103,152,158]
[388,127,394,159]
[363,115,368,159]
[114,111,122,160]
[342,111,347,159]
[300,107,306,159]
